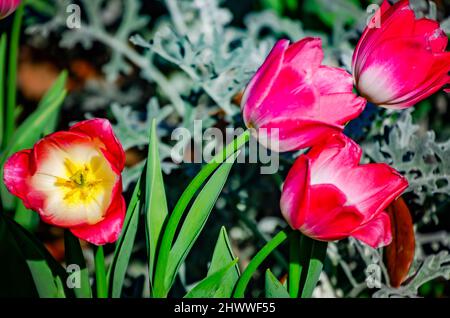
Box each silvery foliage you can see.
[365,110,450,210]
[130,0,304,116]
[373,251,450,298]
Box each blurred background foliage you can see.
[0,0,449,298]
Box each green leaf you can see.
[107,177,142,298]
[184,259,239,298]
[0,33,7,148]
[152,131,249,298]
[202,227,240,297]
[64,231,92,298]
[261,0,284,15]
[0,215,69,297]
[300,240,328,298]
[288,230,302,297]
[144,119,168,289]
[0,214,38,297]
[265,269,290,298]
[166,152,239,291]
[209,227,239,275]
[303,0,362,27]
[0,71,68,209]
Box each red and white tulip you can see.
[241,37,366,152]
[280,133,408,248]
[353,0,450,109]
[3,119,126,245]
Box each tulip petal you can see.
[307,133,362,185]
[337,164,409,220]
[241,40,289,122]
[357,37,435,105]
[70,118,126,174]
[351,211,392,248]
[31,131,97,177]
[280,156,310,229]
[3,149,32,208]
[70,181,126,245]
[317,94,366,125]
[384,51,450,108]
[247,64,317,127]
[301,184,364,241]
[313,66,354,95]
[284,37,324,76]
[259,118,342,152]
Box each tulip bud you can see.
[280,133,408,248]
[241,38,366,152]
[353,0,450,109]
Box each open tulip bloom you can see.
[3,119,126,246]
[241,37,366,152]
[0,0,20,19]
[280,133,408,249]
[353,0,450,109]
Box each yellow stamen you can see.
[54,157,108,205]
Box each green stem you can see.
[300,239,328,298]
[94,245,108,298]
[288,231,302,298]
[153,129,251,298]
[235,208,288,271]
[298,233,313,294]
[233,229,289,298]
[0,33,7,148]
[5,2,25,144]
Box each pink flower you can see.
[241,38,366,152]
[3,119,126,245]
[0,0,21,19]
[280,133,408,248]
[352,0,450,109]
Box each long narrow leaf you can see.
[208,227,239,276]
[153,131,249,297]
[0,214,38,297]
[5,2,25,144]
[265,269,290,298]
[166,152,239,291]
[0,71,68,209]
[0,33,7,147]
[300,240,328,298]
[184,259,239,298]
[203,227,240,297]
[144,119,168,290]
[1,215,69,297]
[107,176,143,298]
[64,231,92,298]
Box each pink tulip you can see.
[352,0,450,109]
[280,133,408,248]
[3,119,126,245]
[0,0,21,19]
[241,38,366,152]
